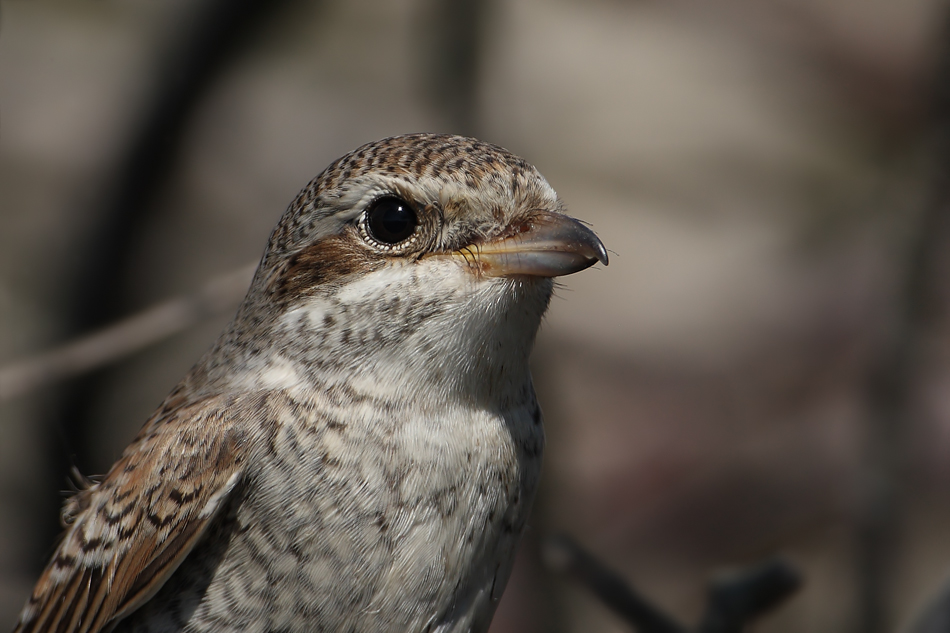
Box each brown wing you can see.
[13,392,258,633]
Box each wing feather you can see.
[14,392,257,633]
[61,572,91,633]
[50,571,84,633]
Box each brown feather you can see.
[272,233,381,302]
[50,570,84,633]
[62,572,91,633]
[13,392,251,633]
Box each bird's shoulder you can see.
[13,389,262,633]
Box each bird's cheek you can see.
[271,236,382,299]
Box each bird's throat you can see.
[223,258,552,410]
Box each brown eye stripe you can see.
[271,235,382,301]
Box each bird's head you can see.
[218,134,607,404]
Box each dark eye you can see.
[365,197,417,245]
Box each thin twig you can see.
[543,534,801,633]
[0,263,255,401]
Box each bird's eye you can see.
[365,197,418,245]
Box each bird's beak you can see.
[454,210,608,278]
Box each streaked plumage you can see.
[14,134,606,633]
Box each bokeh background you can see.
[3,0,950,631]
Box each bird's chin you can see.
[488,273,555,302]
[449,258,555,305]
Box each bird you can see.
[13,133,607,633]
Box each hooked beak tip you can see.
[458,211,608,278]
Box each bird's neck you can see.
[202,260,553,412]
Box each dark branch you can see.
[697,560,803,633]
[543,534,801,633]
[36,0,298,573]
[855,5,950,632]
[416,0,488,137]
[543,534,685,633]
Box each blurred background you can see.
[2,0,950,631]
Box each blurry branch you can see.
[696,561,802,633]
[855,7,950,633]
[31,0,299,561]
[0,264,255,402]
[66,0,296,336]
[543,535,685,633]
[543,534,801,633]
[909,575,950,633]
[417,0,488,136]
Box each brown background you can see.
[1,1,949,631]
